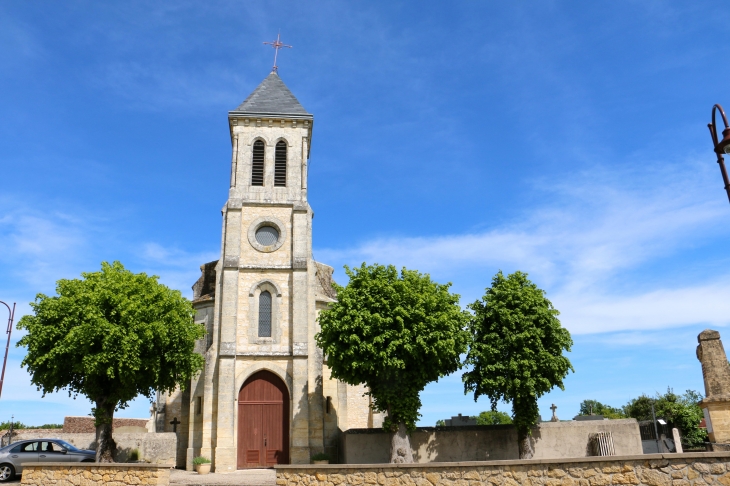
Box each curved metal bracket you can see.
[708,104,730,204]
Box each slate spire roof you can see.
[231,71,310,116]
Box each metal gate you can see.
[589,432,616,456]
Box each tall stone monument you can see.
[696,329,730,443]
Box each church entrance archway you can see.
[237,370,290,468]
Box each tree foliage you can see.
[316,263,469,439]
[578,399,626,419]
[0,421,63,430]
[474,410,513,425]
[17,261,205,461]
[463,270,573,458]
[623,389,707,448]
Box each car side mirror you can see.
[61,449,68,454]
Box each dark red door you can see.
[237,370,289,468]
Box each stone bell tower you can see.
[210,70,321,471]
[168,71,378,472]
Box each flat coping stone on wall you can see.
[21,462,173,467]
[275,451,730,470]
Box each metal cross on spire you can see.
[263,32,292,73]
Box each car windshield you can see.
[53,440,82,452]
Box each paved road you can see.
[170,468,276,486]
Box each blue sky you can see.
[1,1,730,427]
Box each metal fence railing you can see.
[638,420,673,441]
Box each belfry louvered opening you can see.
[258,291,272,337]
[251,140,265,186]
[274,141,287,187]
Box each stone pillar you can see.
[291,357,310,463]
[213,205,241,471]
[696,329,730,443]
[290,208,311,463]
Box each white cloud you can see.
[137,243,219,298]
[317,159,730,334]
[0,201,96,290]
[555,281,730,334]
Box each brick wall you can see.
[276,452,730,486]
[62,416,148,433]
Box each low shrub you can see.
[193,456,211,465]
[311,452,330,461]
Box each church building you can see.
[152,71,382,471]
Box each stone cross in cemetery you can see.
[696,329,730,443]
[550,404,559,422]
[169,417,181,433]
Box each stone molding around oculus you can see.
[247,216,287,253]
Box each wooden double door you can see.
[237,370,290,468]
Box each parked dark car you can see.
[0,439,95,481]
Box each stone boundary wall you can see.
[8,432,177,465]
[276,452,730,486]
[0,429,59,441]
[20,463,170,486]
[343,420,643,463]
[63,416,149,433]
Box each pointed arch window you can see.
[258,290,272,337]
[274,141,287,187]
[251,140,265,186]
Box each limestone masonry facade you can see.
[153,71,381,471]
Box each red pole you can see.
[0,302,16,399]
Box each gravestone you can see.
[550,404,559,422]
[696,329,730,443]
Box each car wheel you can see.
[0,464,15,482]
[81,459,95,463]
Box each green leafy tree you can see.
[623,389,707,448]
[463,270,574,459]
[622,395,655,421]
[579,400,626,419]
[316,263,469,463]
[0,421,26,430]
[474,410,513,425]
[17,261,205,462]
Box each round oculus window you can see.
[255,226,279,246]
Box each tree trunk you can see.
[390,422,414,463]
[517,426,534,459]
[94,399,117,463]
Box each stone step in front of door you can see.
[170,468,276,486]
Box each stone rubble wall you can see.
[8,432,177,465]
[276,452,730,486]
[20,463,170,486]
[62,416,149,433]
[0,429,60,441]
